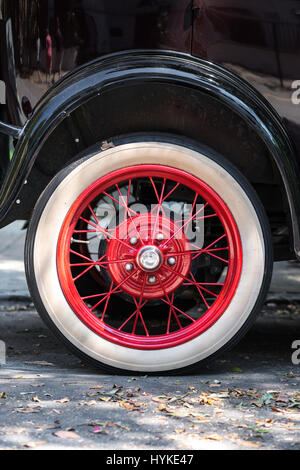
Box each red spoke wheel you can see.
[57,166,242,350]
[25,135,272,373]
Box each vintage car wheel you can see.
[25,134,273,374]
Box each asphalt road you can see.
[0,223,299,450]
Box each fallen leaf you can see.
[230,367,243,373]
[202,435,222,441]
[236,440,261,448]
[54,431,80,440]
[16,408,40,414]
[272,407,284,413]
[174,429,185,434]
[80,400,98,406]
[56,398,70,404]
[98,397,111,403]
[258,393,274,406]
[23,441,47,449]
[92,427,108,435]
[158,404,167,411]
[119,400,142,411]
[107,388,122,396]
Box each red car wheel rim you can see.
[57,165,242,350]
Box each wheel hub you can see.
[136,246,163,272]
[107,214,192,299]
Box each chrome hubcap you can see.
[136,246,163,272]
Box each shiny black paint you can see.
[0,120,21,138]
[192,1,300,152]
[0,0,193,121]
[2,50,299,250]
[0,1,299,258]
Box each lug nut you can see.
[156,233,164,242]
[130,237,138,246]
[148,276,157,284]
[125,263,134,272]
[168,257,176,266]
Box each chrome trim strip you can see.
[0,121,22,139]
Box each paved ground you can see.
[0,222,29,300]
[0,223,299,450]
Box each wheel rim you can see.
[57,165,242,350]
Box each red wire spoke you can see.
[118,299,149,332]
[166,292,175,334]
[149,177,167,219]
[73,230,98,233]
[70,254,106,267]
[132,276,149,336]
[194,213,217,221]
[160,296,183,330]
[79,216,104,231]
[157,271,197,325]
[183,282,224,286]
[150,182,181,216]
[70,258,134,268]
[156,275,182,330]
[90,269,138,312]
[163,202,208,248]
[82,290,122,301]
[115,183,144,245]
[102,190,139,217]
[79,216,132,250]
[71,263,100,267]
[160,297,196,324]
[70,249,95,264]
[163,264,219,298]
[132,276,146,334]
[71,253,109,282]
[88,204,100,226]
[196,233,227,251]
[133,301,150,336]
[191,234,227,261]
[188,272,211,310]
[73,263,100,282]
[180,192,198,232]
[73,229,116,234]
[156,275,184,330]
[150,177,166,235]
[193,250,229,264]
[165,247,229,258]
[176,213,218,224]
[71,258,136,282]
[100,281,114,322]
[125,179,132,223]
[57,165,242,350]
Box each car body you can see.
[0,1,299,373]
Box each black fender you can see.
[1,50,300,256]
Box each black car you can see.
[0,0,299,374]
